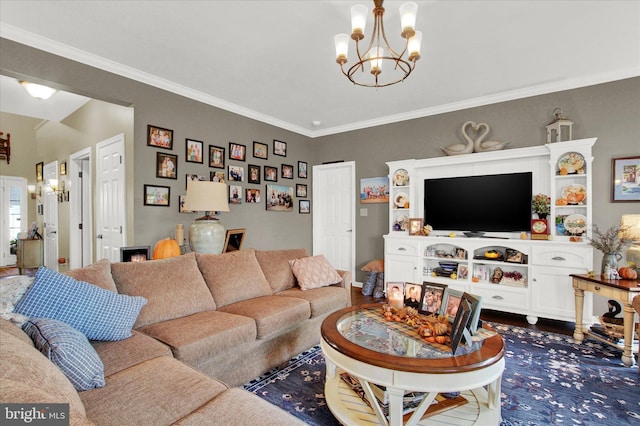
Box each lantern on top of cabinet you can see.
[546,108,574,143]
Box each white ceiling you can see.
[1,1,639,137]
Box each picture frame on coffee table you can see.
[419,282,447,315]
[450,298,472,354]
[441,287,464,322]
[461,292,483,334]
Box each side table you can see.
[17,239,43,274]
[571,273,640,367]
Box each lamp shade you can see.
[183,181,230,254]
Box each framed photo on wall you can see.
[282,164,294,179]
[185,139,203,163]
[273,139,287,157]
[156,153,177,179]
[229,142,246,161]
[228,165,244,182]
[246,188,261,203]
[266,184,293,211]
[147,125,173,149]
[209,145,225,169]
[253,141,268,160]
[60,162,67,176]
[264,166,278,182]
[296,184,307,197]
[611,155,640,202]
[229,184,242,204]
[299,200,310,214]
[298,161,308,178]
[248,164,261,184]
[210,171,225,182]
[36,162,43,182]
[144,184,170,206]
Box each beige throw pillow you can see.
[289,255,342,291]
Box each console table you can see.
[321,304,505,426]
[571,273,640,367]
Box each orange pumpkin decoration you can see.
[618,266,638,280]
[152,238,181,259]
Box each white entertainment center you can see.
[384,139,596,324]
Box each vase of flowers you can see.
[588,224,634,275]
[532,193,550,219]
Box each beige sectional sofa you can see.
[0,248,352,425]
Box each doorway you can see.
[69,147,93,269]
[312,161,356,280]
[0,176,28,266]
[42,161,59,269]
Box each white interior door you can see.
[43,161,59,268]
[69,147,93,268]
[96,134,126,262]
[0,176,28,266]
[312,161,356,279]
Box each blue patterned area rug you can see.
[243,323,639,425]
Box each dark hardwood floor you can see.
[350,286,575,336]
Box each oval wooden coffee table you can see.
[321,304,505,426]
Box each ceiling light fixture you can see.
[20,80,57,100]
[334,0,422,88]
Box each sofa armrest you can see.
[332,270,352,306]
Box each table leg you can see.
[487,375,502,410]
[573,285,585,343]
[387,387,405,426]
[325,357,337,380]
[622,303,636,367]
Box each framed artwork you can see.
[281,164,294,179]
[612,156,640,202]
[246,188,261,203]
[209,145,225,169]
[36,162,43,182]
[296,184,307,197]
[144,184,170,206]
[253,141,268,159]
[409,218,424,236]
[462,292,483,334]
[360,176,389,204]
[210,171,225,182]
[266,184,293,211]
[185,139,203,163]
[229,142,246,161]
[223,228,246,252]
[228,165,244,182]
[404,283,422,310]
[274,139,287,157]
[156,153,178,179]
[147,125,173,149]
[450,298,472,354]
[229,184,242,204]
[60,162,67,176]
[178,195,193,213]
[385,281,405,308]
[456,264,469,280]
[264,165,278,182]
[299,199,310,214]
[298,161,308,179]
[248,164,261,184]
[186,174,206,189]
[419,282,447,315]
[441,287,464,322]
[120,246,150,262]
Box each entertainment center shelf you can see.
[385,139,596,325]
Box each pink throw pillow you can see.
[289,255,342,291]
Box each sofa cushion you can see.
[79,356,228,426]
[0,326,88,421]
[173,387,307,426]
[91,330,172,377]
[14,267,147,341]
[288,255,342,290]
[22,318,105,391]
[138,310,257,365]
[196,249,273,308]
[255,248,310,292]
[111,252,216,327]
[0,275,34,325]
[218,295,310,339]
[276,286,348,318]
[65,259,117,292]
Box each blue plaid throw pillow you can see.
[15,267,147,341]
[22,318,105,391]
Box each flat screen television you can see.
[423,172,532,234]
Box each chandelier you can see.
[334,0,422,88]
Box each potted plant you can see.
[531,193,550,219]
[588,224,634,275]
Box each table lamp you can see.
[182,181,230,254]
[621,214,640,271]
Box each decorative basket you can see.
[598,316,624,338]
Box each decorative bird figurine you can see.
[470,121,510,152]
[440,121,475,156]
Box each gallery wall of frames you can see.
[145,124,310,214]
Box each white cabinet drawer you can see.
[472,286,529,311]
[385,240,419,256]
[531,246,591,268]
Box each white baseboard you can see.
[352,281,362,288]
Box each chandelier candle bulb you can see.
[408,30,422,61]
[370,47,384,74]
[399,1,418,37]
[350,4,368,38]
[334,34,349,64]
